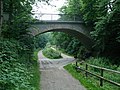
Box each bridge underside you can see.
[29,21,94,50]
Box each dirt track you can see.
[38,51,86,90]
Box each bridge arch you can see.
[29,21,94,50]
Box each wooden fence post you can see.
[0,0,3,37]
[100,68,103,86]
[76,61,78,67]
[85,64,88,77]
[74,15,76,21]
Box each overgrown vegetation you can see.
[42,47,62,59]
[59,0,120,65]
[29,61,40,90]
[0,0,50,90]
[48,32,86,58]
[86,57,120,70]
[30,48,41,90]
[0,39,35,90]
[34,33,49,49]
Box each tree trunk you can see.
[0,0,3,37]
[9,0,13,21]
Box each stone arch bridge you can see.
[29,20,94,50]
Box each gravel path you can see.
[38,51,86,90]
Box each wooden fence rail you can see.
[75,62,120,87]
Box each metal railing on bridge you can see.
[32,13,83,21]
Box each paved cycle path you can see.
[38,50,86,90]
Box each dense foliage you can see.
[60,0,120,65]
[42,47,62,59]
[34,33,49,49]
[0,39,35,90]
[49,32,86,58]
[0,0,50,90]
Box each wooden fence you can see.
[75,62,120,87]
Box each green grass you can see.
[29,48,41,90]
[64,63,120,90]
[42,47,62,59]
[29,61,40,90]
[33,48,41,60]
[64,64,103,90]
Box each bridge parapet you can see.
[32,13,83,21]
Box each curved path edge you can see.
[38,50,86,90]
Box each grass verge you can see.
[30,48,41,90]
[64,64,103,90]
[64,63,120,90]
[29,61,40,90]
[33,48,41,60]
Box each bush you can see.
[87,57,118,70]
[42,47,62,59]
[0,39,35,90]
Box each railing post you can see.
[85,64,88,77]
[100,68,103,86]
[0,0,3,37]
[73,15,75,21]
[76,61,78,67]
[51,14,52,20]
[39,16,41,20]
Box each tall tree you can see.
[49,32,86,57]
[59,0,83,21]
[59,0,120,64]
